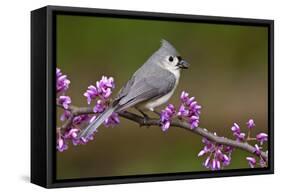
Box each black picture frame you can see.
[31,5,274,188]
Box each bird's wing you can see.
[116,72,176,111]
[114,75,136,102]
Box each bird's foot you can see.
[142,114,149,126]
[135,107,150,127]
[138,113,150,128]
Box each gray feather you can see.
[78,106,116,139]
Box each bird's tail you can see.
[78,105,117,139]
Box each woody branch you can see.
[57,103,268,161]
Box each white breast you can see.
[144,70,180,111]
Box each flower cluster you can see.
[159,91,202,132]
[84,76,120,128]
[104,112,120,127]
[241,119,268,168]
[56,71,120,152]
[198,137,233,170]
[56,68,70,93]
[198,119,268,170]
[246,119,255,129]
[57,126,95,152]
[73,114,90,125]
[58,96,71,109]
[160,104,176,131]
[56,68,76,151]
[61,121,96,148]
[57,136,68,152]
[57,116,97,153]
[178,91,201,129]
[56,68,73,123]
[246,157,256,168]
[256,133,268,145]
[84,76,115,104]
[58,95,72,123]
[231,123,246,141]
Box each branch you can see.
[57,104,268,161]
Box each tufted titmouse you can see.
[78,39,189,138]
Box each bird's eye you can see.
[168,56,174,62]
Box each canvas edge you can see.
[30,5,274,188]
[30,6,48,188]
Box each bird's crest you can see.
[160,39,179,56]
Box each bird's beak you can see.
[177,59,190,69]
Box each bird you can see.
[78,39,189,139]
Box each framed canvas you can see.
[31,5,274,188]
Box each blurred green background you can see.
[56,14,268,180]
